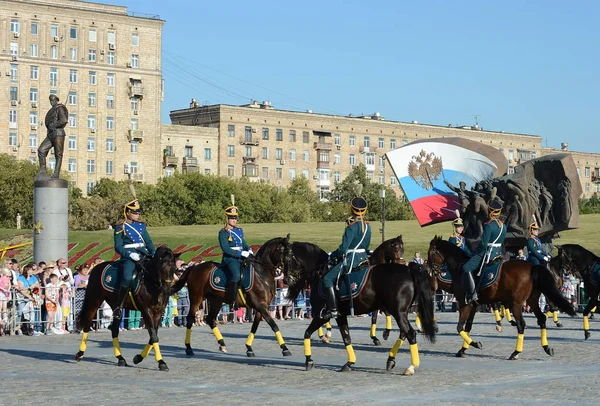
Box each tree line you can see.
[0,154,415,230]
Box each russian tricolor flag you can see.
[386,138,508,226]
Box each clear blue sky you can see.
[103,0,599,153]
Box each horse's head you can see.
[390,235,405,263]
[255,234,294,277]
[554,244,596,279]
[283,241,328,291]
[427,235,446,276]
[370,235,405,264]
[149,245,179,286]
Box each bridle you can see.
[428,244,445,276]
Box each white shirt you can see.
[57,267,74,286]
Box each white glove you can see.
[543,256,550,262]
[249,248,254,255]
[241,251,250,258]
[129,252,141,261]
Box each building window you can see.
[30,66,39,80]
[227,145,235,157]
[107,31,116,45]
[204,148,212,161]
[106,116,114,130]
[131,97,140,111]
[30,44,38,57]
[10,87,18,101]
[379,156,385,168]
[390,176,397,185]
[390,139,397,149]
[303,150,309,162]
[9,110,17,129]
[302,169,309,179]
[262,128,269,140]
[87,137,96,152]
[9,132,17,147]
[333,171,340,183]
[276,168,282,179]
[89,29,97,42]
[130,141,139,154]
[227,165,235,177]
[10,19,20,34]
[585,167,591,177]
[303,131,309,143]
[227,125,235,137]
[10,64,18,82]
[132,33,139,47]
[87,160,95,174]
[10,42,18,56]
[276,129,283,141]
[86,182,95,194]
[69,69,78,83]
[508,149,514,161]
[332,134,340,146]
[70,26,78,39]
[335,153,341,164]
[130,118,139,130]
[107,94,114,109]
[184,146,192,157]
[402,139,409,146]
[89,71,97,85]
[50,24,59,38]
[106,160,113,175]
[379,138,385,149]
[68,159,76,173]
[165,167,174,177]
[244,146,252,157]
[88,49,96,62]
[29,134,37,148]
[289,149,296,161]
[68,114,77,128]
[289,130,296,142]
[70,47,77,61]
[289,168,296,180]
[349,136,356,146]
[318,151,329,162]
[68,136,76,150]
[31,22,38,35]
[131,54,139,68]
[88,93,96,107]
[275,148,283,160]
[106,138,114,152]
[29,112,37,126]
[50,45,58,59]
[87,115,96,130]
[204,168,211,175]
[30,88,38,102]
[586,183,590,193]
[365,152,375,166]
[107,51,115,65]
[262,147,269,159]
[262,167,269,179]
[349,154,356,166]
[68,92,77,105]
[364,136,370,148]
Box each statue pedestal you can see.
[33,178,69,264]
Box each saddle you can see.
[100,261,144,294]
[209,262,255,293]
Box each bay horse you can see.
[75,245,179,371]
[427,236,576,360]
[170,236,294,357]
[284,241,436,375]
[552,244,599,340]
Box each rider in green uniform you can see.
[448,218,472,257]
[526,222,550,265]
[322,197,371,320]
[461,200,506,304]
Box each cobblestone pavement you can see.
[1,312,599,405]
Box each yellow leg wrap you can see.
[541,328,548,347]
[409,343,420,368]
[317,327,324,337]
[388,338,404,357]
[546,311,552,318]
[584,316,590,331]
[370,324,377,337]
[433,316,437,323]
[185,328,192,345]
[386,316,393,330]
[326,322,332,329]
[79,332,89,352]
[345,344,357,363]
[112,338,122,357]
[246,332,255,347]
[275,331,285,346]
[212,327,224,342]
[141,344,152,358]
[415,314,421,326]
[153,343,163,361]
[459,330,473,345]
[304,338,311,357]
[591,306,597,313]
[505,309,513,322]
[494,309,501,323]
[516,333,524,353]
[553,311,558,323]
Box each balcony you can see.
[313,142,333,150]
[242,156,259,164]
[359,145,378,154]
[163,155,178,167]
[131,173,144,182]
[239,136,260,146]
[183,157,198,167]
[127,129,144,142]
[317,160,330,169]
[128,84,145,98]
[242,163,258,178]
[592,175,600,184]
[316,178,330,187]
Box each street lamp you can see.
[379,188,386,243]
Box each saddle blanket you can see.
[590,263,600,286]
[437,262,502,292]
[100,263,142,295]
[209,264,255,292]
[319,265,373,301]
[439,266,452,284]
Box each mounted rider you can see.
[218,205,252,306]
[322,197,371,320]
[448,218,472,257]
[113,199,156,318]
[461,200,506,304]
[526,222,551,265]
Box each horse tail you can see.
[409,266,436,343]
[532,265,576,317]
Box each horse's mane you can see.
[559,244,599,276]
[286,241,328,302]
[147,245,175,286]
[430,237,469,275]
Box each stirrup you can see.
[320,308,337,320]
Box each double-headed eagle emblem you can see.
[407,150,443,190]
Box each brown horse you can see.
[170,235,294,357]
[427,236,576,360]
[75,245,179,371]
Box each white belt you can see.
[347,249,366,253]
[230,247,242,251]
[124,243,145,249]
[487,243,501,248]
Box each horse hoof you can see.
[556,322,563,328]
[510,320,518,327]
[386,357,396,371]
[75,351,84,362]
[340,362,353,372]
[219,346,228,353]
[508,351,520,360]
[456,349,466,358]
[372,337,382,346]
[321,337,330,344]
[282,349,292,357]
[117,357,128,367]
[185,348,194,356]
[247,351,255,357]
[472,341,483,350]
[416,326,423,333]
[306,360,314,371]
[402,365,415,376]
[133,354,144,365]
[382,330,391,340]
[543,345,554,356]
[585,331,591,340]
[158,360,169,371]
[433,324,439,333]
[326,331,332,338]
[496,325,502,333]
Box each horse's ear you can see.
[286,233,291,243]
[398,235,403,242]
[174,253,182,260]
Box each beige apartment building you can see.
[0,0,164,193]
[170,101,600,199]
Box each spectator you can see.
[9,258,20,288]
[516,249,526,260]
[174,260,189,327]
[73,263,90,331]
[0,268,12,336]
[93,257,103,267]
[277,277,292,320]
[412,252,424,265]
[60,281,71,334]
[38,262,51,333]
[127,309,142,330]
[16,264,39,336]
[56,258,74,286]
[44,269,63,335]
[295,292,306,319]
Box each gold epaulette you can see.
[114,222,125,234]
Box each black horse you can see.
[553,244,599,339]
[284,241,436,375]
[75,246,179,370]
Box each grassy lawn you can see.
[1,214,599,265]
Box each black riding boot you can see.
[321,286,338,320]
[226,281,239,307]
[113,284,130,321]
[462,272,478,304]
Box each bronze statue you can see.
[37,94,68,179]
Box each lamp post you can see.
[379,188,386,243]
